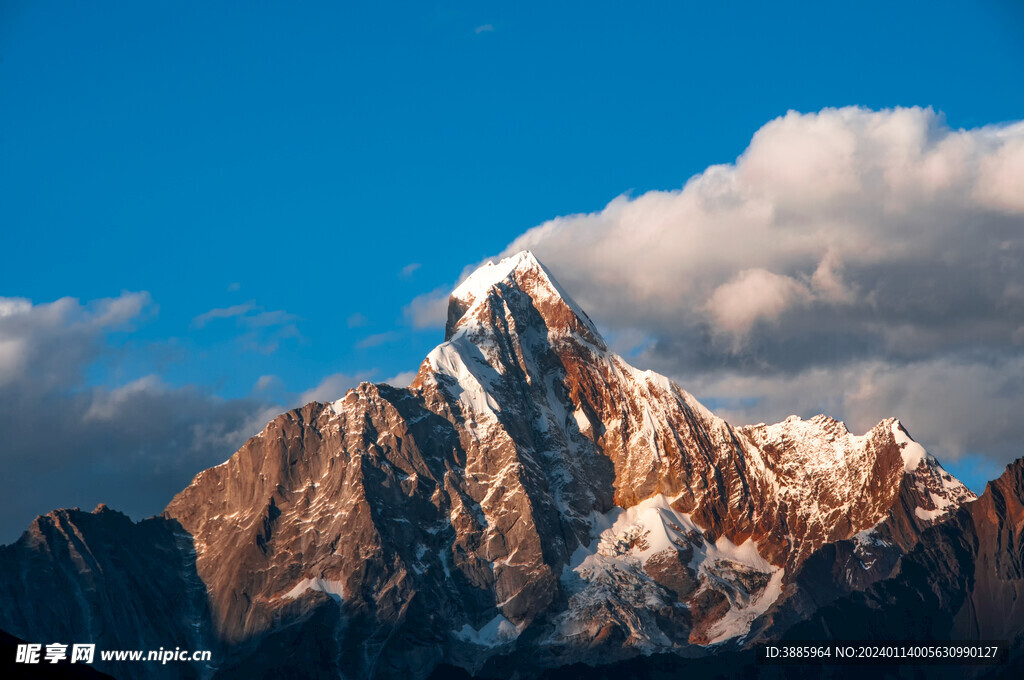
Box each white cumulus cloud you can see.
[422,106,1024,468]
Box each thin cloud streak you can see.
[297,371,375,405]
[191,302,255,329]
[191,301,303,354]
[356,331,400,349]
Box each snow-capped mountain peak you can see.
[444,250,604,348]
[0,252,984,680]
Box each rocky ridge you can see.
[0,252,983,678]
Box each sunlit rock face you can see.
[0,252,981,679]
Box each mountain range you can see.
[1,251,1020,679]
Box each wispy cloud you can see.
[400,262,421,278]
[252,374,282,393]
[245,309,300,328]
[191,301,302,353]
[404,286,450,329]
[346,312,369,328]
[0,292,280,543]
[297,371,375,405]
[356,331,400,349]
[382,370,417,388]
[474,23,495,34]
[190,302,256,329]
[0,292,152,391]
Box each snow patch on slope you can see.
[566,495,782,644]
[281,577,345,602]
[915,507,946,521]
[706,568,785,644]
[451,254,527,307]
[424,341,503,420]
[455,614,521,647]
[892,420,927,472]
[891,420,976,521]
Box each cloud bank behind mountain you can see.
[412,106,1024,470]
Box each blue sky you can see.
[1,1,1023,538]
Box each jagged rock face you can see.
[158,251,974,674]
[773,458,1024,680]
[165,390,492,677]
[739,415,976,567]
[0,252,982,678]
[0,506,213,680]
[954,459,1024,643]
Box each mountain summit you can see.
[441,250,603,346]
[0,252,992,679]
